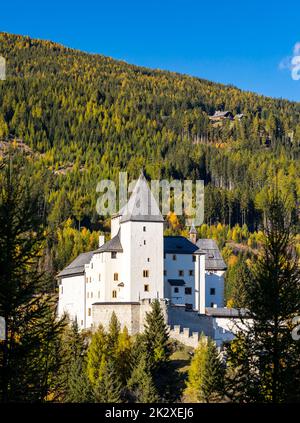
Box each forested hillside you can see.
[0,32,299,236]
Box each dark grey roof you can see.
[168,279,185,286]
[196,239,227,271]
[164,236,204,255]
[95,230,123,253]
[120,173,164,223]
[205,307,249,318]
[57,251,94,278]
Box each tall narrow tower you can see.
[189,223,197,244]
[119,173,164,301]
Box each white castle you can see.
[57,173,239,347]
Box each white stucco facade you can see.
[57,173,227,336]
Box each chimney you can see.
[98,235,105,248]
[189,223,197,244]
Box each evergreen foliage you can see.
[185,335,224,402]
[226,192,300,402]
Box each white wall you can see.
[111,216,121,238]
[164,253,208,310]
[121,221,164,302]
[205,271,225,308]
[58,274,85,328]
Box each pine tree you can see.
[185,335,224,403]
[143,300,171,371]
[226,191,300,402]
[0,154,66,402]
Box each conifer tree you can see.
[87,324,108,386]
[127,351,158,403]
[226,191,300,402]
[115,326,132,385]
[0,154,65,402]
[108,311,120,350]
[94,357,123,403]
[143,299,171,371]
[62,321,93,402]
[185,335,224,403]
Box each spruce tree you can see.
[226,191,300,402]
[127,351,158,403]
[94,357,123,403]
[108,311,120,350]
[143,299,171,370]
[62,321,93,402]
[0,154,65,402]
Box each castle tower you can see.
[119,173,164,302]
[189,223,197,244]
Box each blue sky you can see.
[0,0,300,101]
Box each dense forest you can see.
[0,32,300,404]
[0,32,299,280]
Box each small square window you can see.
[210,288,216,296]
[111,252,117,259]
[172,255,177,261]
[143,270,149,277]
[174,287,179,293]
[144,284,149,292]
[179,270,184,277]
[189,270,194,276]
[185,287,192,295]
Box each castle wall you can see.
[92,299,167,334]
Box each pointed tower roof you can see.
[189,223,197,234]
[120,172,164,223]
